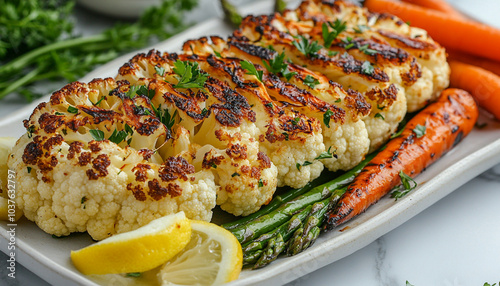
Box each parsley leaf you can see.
[241,60,263,82]
[67,106,78,114]
[322,19,347,48]
[303,75,320,89]
[89,129,105,141]
[323,109,334,128]
[315,146,336,160]
[353,24,370,34]
[108,129,128,144]
[359,44,378,56]
[126,272,142,278]
[293,35,323,58]
[173,60,208,89]
[152,104,177,131]
[258,179,264,187]
[262,52,297,81]
[413,124,426,138]
[154,66,165,76]
[390,171,417,200]
[361,61,374,75]
[375,113,385,120]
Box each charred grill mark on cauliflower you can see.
[8,79,217,240]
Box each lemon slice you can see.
[71,212,191,275]
[158,220,243,286]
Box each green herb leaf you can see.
[89,129,105,141]
[108,129,128,144]
[413,124,426,138]
[173,60,208,89]
[155,66,166,76]
[323,109,334,128]
[262,52,297,81]
[315,146,336,160]
[375,113,385,120]
[67,106,78,114]
[293,35,323,58]
[231,172,240,177]
[322,20,347,48]
[359,44,378,56]
[292,117,301,125]
[126,272,142,278]
[353,24,370,34]
[152,104,177,131]
[81,196,88,204]
[303,75,320,89]
[27,166,32,174]
[391,171,417,200]
[258,179,264,187]
[241,60,263,82]
[135,85,155,99]
[92,96,105,106]
[361,61,374,75]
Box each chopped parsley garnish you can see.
[211,162,217,169]
[335,98,341,103]
[173,60,208,89]
[241,60,263,82]
[67,106,78,114]
[361,61,375,75]
[125,124,134,136]
[213,50,222,58]
[133,105,152,116]
[108,128,128,144]
[81,196,88,204]
[231,172,240,177]
[375,113,385,120]
[328,50,339,57]
[258,179,264,187]
[154,66,166,76]
[262,52,297,81]
[315,146,336,160]
[353,24,370,34]
[359,44,378,56]
[282,132,289,141]
[55,111,64,116]
[390,171,417,200]
[126,272,142,278]
[292,117,301,125]
[135,85,155,99]
[323,109,334,128]
[413,124,426,138]
[293,35,323,58]
[152,105,177,131]
[92,96,106,106]
[296,161,313,171]
[303,75,320,89]
[343,37,355,49]
[27,166,32,173]
[322,19,347,48]
[265,102,273,108]
[201,108,209,117]
[89,129,105,141]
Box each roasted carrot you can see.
[324,88,478,229]
[447,50,500,77]
[364,0,500,62]
[449,60,500,120]
[400,0,464,19]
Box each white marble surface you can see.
[1,0,500,285]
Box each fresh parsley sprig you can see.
[173,60,208,89]
[241,60,264,82]
[293,35,323,58]
[262,52,297,81]
[390,171,417,200]
[322,19,347,48]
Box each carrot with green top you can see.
[364,0,500,62]
[449,60,500,120]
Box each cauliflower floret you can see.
[7,79,217,240]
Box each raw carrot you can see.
[449,60,500,120]
[324,88,478,229]
[364,0,500,62]
[400,0,464,19]
[447,50,500,77]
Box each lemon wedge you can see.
[71,212,191,275]
[158,220,243,286]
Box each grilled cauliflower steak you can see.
[295,0,449,112]
[117,50,325,191]
[184,36,371,172]
[7,79,217,240]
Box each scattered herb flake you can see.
[293,35,323,58]
[154,66,166,76]
[55,111,64,116]
[390,171,417,200]
[126,272,142,278]
[323,109,334,128]
[231,172,240,177]
[375,113,385,120]
[353,24,370,34]
[413,124,426,138]
[303,75,320,89]
[361,61,374,75]
[108,129,128,144]
[258,179,264,187]
[359,44,378,56]
[173,60,208,89]
[322,19,347,48]
[241,60,263,83]
[67,106,78,114]
[27,166,32,173]
[315,146,336,160]
[89,129,105,141]
[292,117,301,125]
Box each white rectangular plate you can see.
[2,2,500,285]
